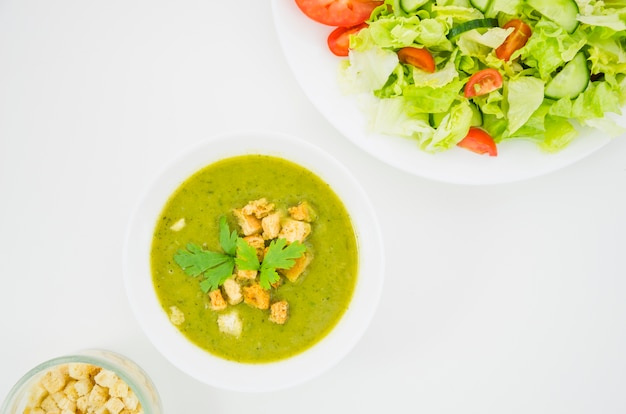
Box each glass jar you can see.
[1,349,162,414]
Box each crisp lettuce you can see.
[339,0,626,154]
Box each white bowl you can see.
[123,130,384,392]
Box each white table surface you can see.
[1,1,625,413]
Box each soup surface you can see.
[150,155,358,363]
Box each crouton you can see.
[73,378,93,397]
[236,268,257,280]
[87,384,108,408]
[168,305,185,326]
[108,378,129,399]
[261,212,281,240]
[62,380,79,402]
[232,208,262,236]
[242,198,275,218]
[279,251,313,282]
[94,369,119,389]
[41,366,69,393]
[278,218,311,243]
[39,395,59,413]
[208,289,228,311]
[243,234,266,261]
[169,217,186,231]
[26,383,48,407]
[122,393,139,411]
[76,395,89,413]
[51,392,75,412]
[222,278,243,305]
[68,363,98,381]
[269,301,289,324]
[243,284,270,310]
[217,311,243,337]
[288,201,317,222]
[104,397,126,414]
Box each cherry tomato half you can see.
[327,23,368,57]
[397,47,436,73]
[495,19,532,61]
[457,127,498,156]
[464,68,503,98]
[295,0,383,27]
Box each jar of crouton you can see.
[0,349,162,414]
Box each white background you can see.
[1,1,625,413]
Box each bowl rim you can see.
[123,130,385,392]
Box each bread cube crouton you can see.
[288,201,317,222]
[279,251,313,282]
[73,378,93,397]
[109,378,130,399]
[261,212,281,240]
[105,397,126,414]
[242,198,275,219]
[51,392,75,412]
[217,311,243,337]
[278,219,311,244]
[243,234,265,260]
[68,363,98,381]
[62,381,78,403]
[76,396,89,413]
[87,384,108,408]
[94,369,119,389]
[168,305,185,326]
[243,283,271,310]
[232,208,262,236]
[41,366,69,393]
[208,289,228,311]
[122,393,139,411]
[25,408,45,414]
[169,217,186,231]
[40,395,59,412]
[269,301,289,324]
[26,383,48,407]
[236,268,257,280]
[222,278,243,305]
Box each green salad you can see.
[339,0,626,155]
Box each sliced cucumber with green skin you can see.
[545,52,590,100]
[447,18,499,39]
[400,0,429,13]
[526,0,580,33]
[469,0,492,12]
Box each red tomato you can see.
[295,0,383,27]
[327,23,368,57]
[464,68,503,98]
[397,47,436,73]
[495,19,532,61]
[457,127,498,156]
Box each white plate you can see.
[271,0,624,185]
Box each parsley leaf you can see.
[174,243,231,277]
[219,216,238,256]
[259,239,306,289]
[174,242,234,293]
[234,237,260,271]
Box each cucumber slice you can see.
[469,0,491,12]
[526,0,579,33]
[447,18,499,39]
[400,0,429,12]
[545,52,590,100]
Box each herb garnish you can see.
[174,216,306,292]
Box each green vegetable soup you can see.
[150,155,359,363]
